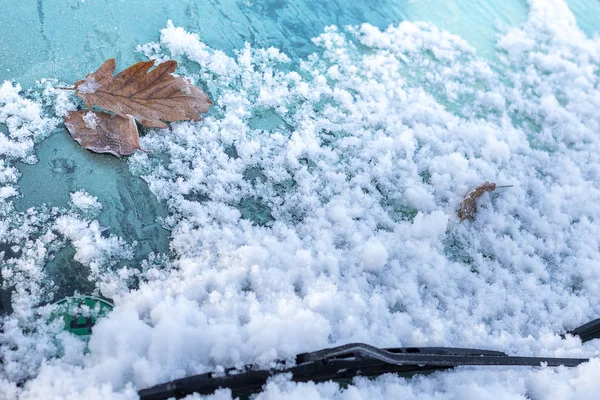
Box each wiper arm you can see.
[138,344,590,400]
[565,318,600,343]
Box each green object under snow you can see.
[52,296,113,337]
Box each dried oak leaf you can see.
[64,110,148,157]
[459,181,499,222]
[74,58,212,128]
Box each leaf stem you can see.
[495,185,513,188]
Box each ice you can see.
[563,0,600,37]
[0,0,410,89]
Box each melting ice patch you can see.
[2,0,600,398]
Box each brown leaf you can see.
[64,110,148,157]
[74,58,212,128]
[459,181,499,222]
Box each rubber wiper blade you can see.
[138,344,590,400]
[300,343,587,367]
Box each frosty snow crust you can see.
[2,0,600,398]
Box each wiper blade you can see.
[300,342,587,366]
[138,344,590,400]
[565,318,600,343]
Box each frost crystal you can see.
[77,76,100,94]
[70,190,102,212]
[82,111,99,130]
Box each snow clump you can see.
[70,190,103,212]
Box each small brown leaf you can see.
[74,58,213,128]
[64,110,148,157]
[459,182,511,221]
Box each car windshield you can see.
[1,0,600,399]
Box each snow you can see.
[176,359,600,399]
[77,77,100,94]
[0,82,58,162]
[40,81,77,118]
[1,0,600,398]
[358,238,388,272]
[0,80,61,330]
[82,112,99,130]
[54,216,131,274]
[245,361,600,400]
[70,190,103,212]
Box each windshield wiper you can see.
[139,317,600,400]
[565,317,600,343]
[139,343,590,400]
